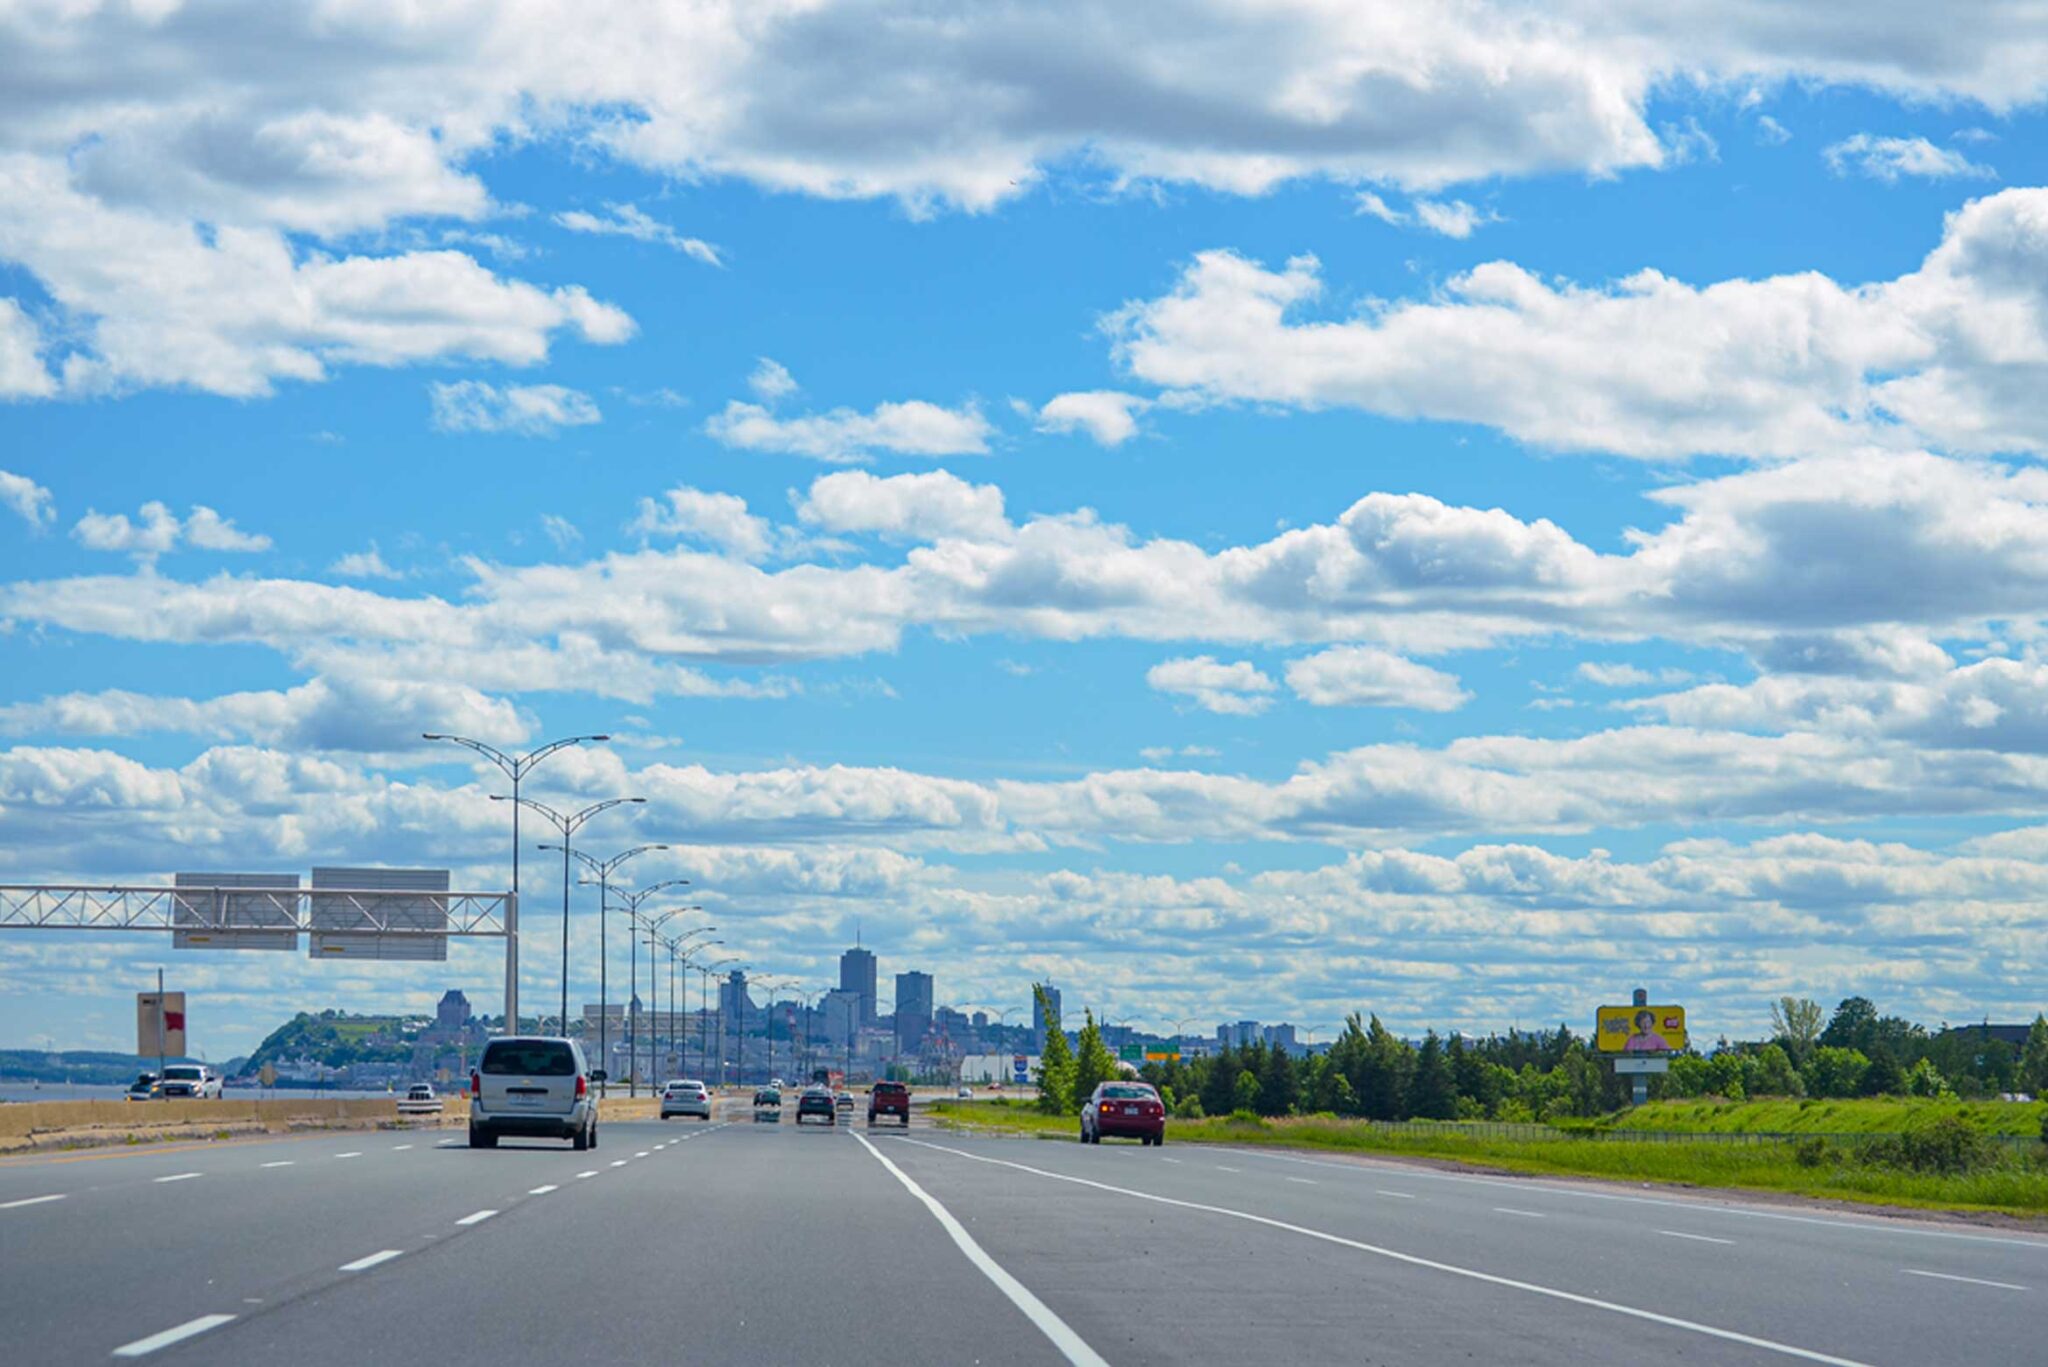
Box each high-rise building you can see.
[822,989,863,1047]
[1032,982,1062,1051]
[895,971,934,1053]
[840,946,877,1024]
[719,969,752,1027]
[435,989,471,1031]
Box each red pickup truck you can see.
[867,1081,911,1127]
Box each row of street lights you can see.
[427,731,731,1096]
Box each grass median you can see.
[927,1100,2048,1219]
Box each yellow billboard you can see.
[1595,1005,1686,1054]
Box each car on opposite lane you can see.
[796,1086,837,1125]
[1081,1081,1166,1146]
[834,1090,855,1118]
[867,1080,911,1127]
[157,1063,222,1099]
[468,1036,601,1150]
[125,1071,160,1101]
[661,1079,713,1120]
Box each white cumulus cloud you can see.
[631,486,774,561]
[1146,656,1278,715]
[1036,391,1149,446]
[707,398,992,462]
[1824,134,1995,183]
[429,381,602,436]
[0,468,55,529]
[1285,646,1469,711]
[554,202,723,265]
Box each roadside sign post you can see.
[1595,986,1684,1106]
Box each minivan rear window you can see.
[480,1041,575,1075]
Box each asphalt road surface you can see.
[4,1112,2044,1365]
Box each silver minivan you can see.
[468,1037,602,1150]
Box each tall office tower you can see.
[1032,982,1062,1052]
[719,969,752,1026]
[895,971,934,1053]
[839,946,877,1024]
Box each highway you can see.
[3,1111,2043,1365]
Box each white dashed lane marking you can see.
[338,1250,402,1272]
[576,1170,598,1179]
[334,1151,362,1159]
[1903,1269,2027,1292]
[153,1172,201,1184]
[1493,1207,1545,1219]
[1659,1230,1735,1245]
[111,1314,237,1358]
[528,1184,559,1195]
[0,1193,65,1209]
[260,1161,294,1169]
[1377,1190,1416,1200]
[455,1209,496,1226]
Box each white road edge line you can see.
[1903,1269,2027,1291]
[853,1131,1110,1367]
[455,1209,496,1226]
[338,1250,402,1272]
[529,1184,559,1195]
[0,1193,65,1209]
[893,1136,1872,1367]
[1211,1145,2048,1251]
[153,1172,200,1183]
[112,1313,237,1358]
[1659,1230,1735,1245]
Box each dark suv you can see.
[795,1086,837,1126]
[867,1080,911,1127]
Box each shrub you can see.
[1174,1095,1204,1120]
[1863,1117,1989,1174]
[1226,1108,1264,1126]
[1792,1136,1831,1168]
[2038,1108,2047,1148]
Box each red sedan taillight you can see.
[469,1070,481,1098]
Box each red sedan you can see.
[1081,1081,1166,1145]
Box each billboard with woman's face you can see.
[1595,1005,1687,1053]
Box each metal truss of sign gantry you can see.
[0,884,523,1023]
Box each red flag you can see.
[164,1010,186,1031]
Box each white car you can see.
[956,1086,975,1099]
[661,1079,712,1120]
[157,1064,222,1099]
[468,1037,602,1150]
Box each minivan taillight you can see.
[469,1070,481,1098]
[575,1074,587,1099]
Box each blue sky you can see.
[3,3,2048,1057]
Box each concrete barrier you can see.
[0,1096,458,1144]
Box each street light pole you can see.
[548,846,666,1096]
[593,881,689,1096]
[425,731,609,1028]
[636,909,695,1082]
[490,794,645,1034]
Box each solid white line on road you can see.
[1903,1269,2027,1291]
[334,1151,362,1159]
[260,1161,294,1169]
[1376,1190,1415,1200]
[610,1159,628,1168]
[112,1314,237,1358]
[455,1209,496,1226]
[528,1184,559,1195]
[1493,1207,1545,1219]
[1660,1230,1735,1246]
[892,1137,1873,1367]
[853,1132,1109,1367]
[1214,1145,2048,1251]
[576,1170,598,1179]
[153,1172,200,1183]
[0,1193,65,1209]
[1286,1177,1318,1185]
[391,1144,413,1151]
[338,1250,402,1272]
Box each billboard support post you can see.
[1597,986,1683,1107]
[504,890,518,1036]
[155,967,165,1102]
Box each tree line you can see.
[1029,990,2048,1123]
